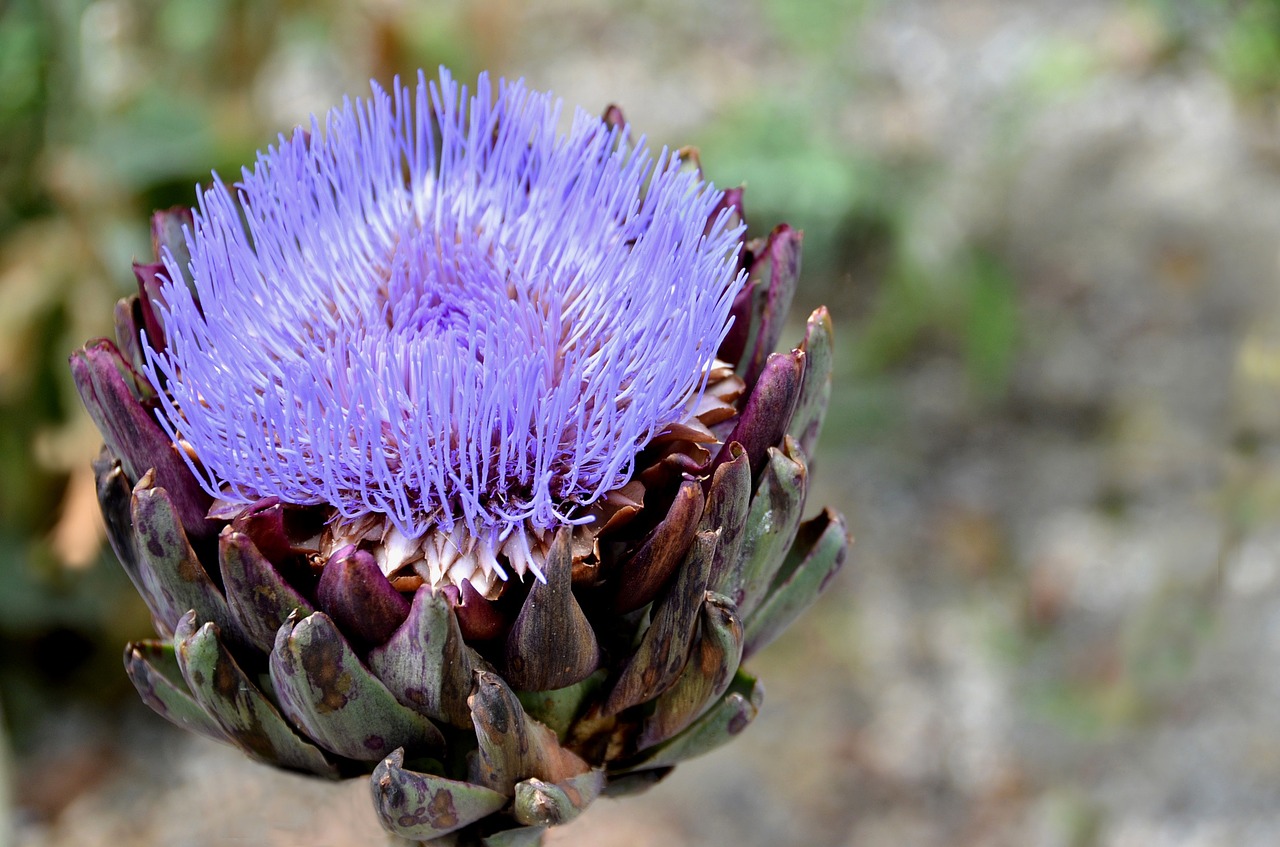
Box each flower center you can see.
[141,72,746,584]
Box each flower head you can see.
[72,68,849,846]
[143,70,745,584]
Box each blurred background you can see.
[4,0,1280,844]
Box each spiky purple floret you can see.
[142,69,746,547]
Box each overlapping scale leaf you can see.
[131,474,250,650]
[113,297,150,379]
[270,611,444,762]
[512,769,605,828]
[123,640,227,744]
[506,528,599,690]
[515,671,606,742]
[733,438,808,620]
[70,339,212,541]
[789,306,834,460]
[481,827,550,847]
[603,531,716,716]
[600,766,673,798]
[368,589,480,729]
[174,611,337,777]
[95,453,163,621]
[316,546,411,648]
[711,350,804,483]
[744,509,850,659]
[739,225,803,390]
[637,592,744,749]
[371,748,508,841]
[701,443,752,595]
[620,670,764,773]
[612,479,705,614]
[219,529,315,653]
[469,671,592,796]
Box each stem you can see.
[385,825,545,847]
[0,696,11,847]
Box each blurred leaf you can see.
[852,248,1021,401]
[823,372,901,444]
[961,253,1020,397]
[1039,791,1103,847]
[0,0,54,230]
[400,3,479,78]
[157,0,230,56]
[852,261,936,372]
[697,91,898,292]
[1143,0,1280,98]
[1123,583,1214,693]
[0,304,70,533]
[0,7,42,119]
[757,0,872,54]
[0,537,131,634]
[1020,38,1101,100]
[1026,676,1143,739]
[698,98,867,223]
[84,88,218,187]
[1219,1,1280,96]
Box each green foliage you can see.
[756,0,874,54]
[1144,0,1280,98]
[1020,37,1102,99]
[960,254,1021,397]
[0,0,55,230]
[85,90,220,187]
[852,249,1022,400]
[1217,0,1280,95]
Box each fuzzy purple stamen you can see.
[142,69,745,549]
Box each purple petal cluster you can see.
[142,69,746,547]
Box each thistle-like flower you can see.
[72,69,848,846]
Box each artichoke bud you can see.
[73,69,850,845]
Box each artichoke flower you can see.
[70,70,849,846]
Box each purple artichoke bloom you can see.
[72,68,848,846]
[144,71,745,594]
